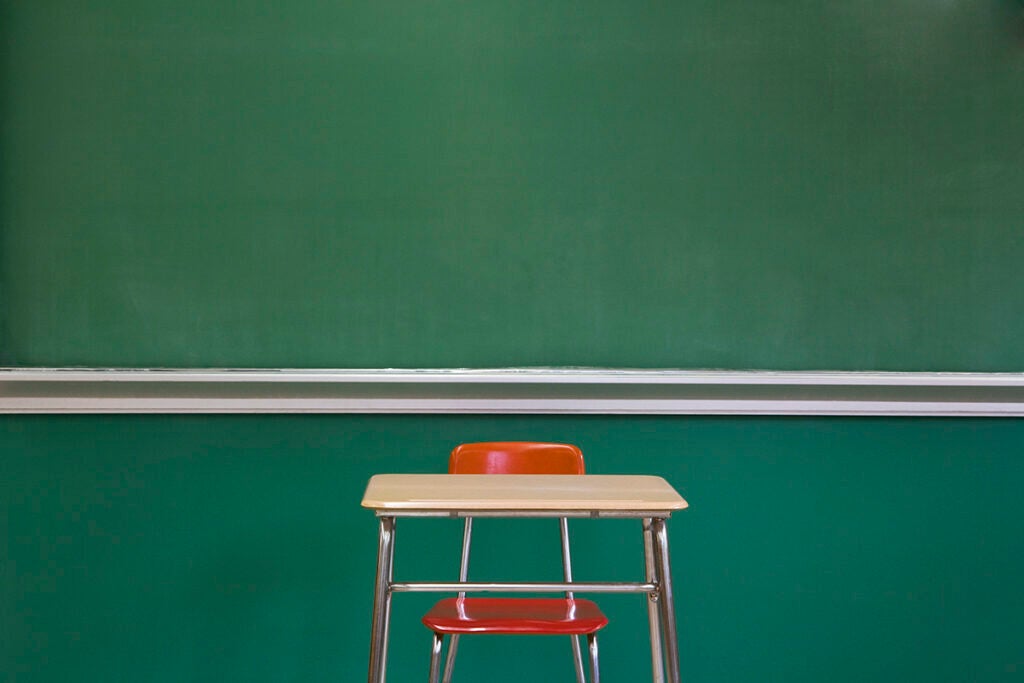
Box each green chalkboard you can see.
[3,2,1024,370]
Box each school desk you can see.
[361,473,689,682]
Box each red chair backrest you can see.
[449,442,585,475]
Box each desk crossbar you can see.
[390,581,657,594]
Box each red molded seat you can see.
[423,597,608,635]
[448,441,585,476]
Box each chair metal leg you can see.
[570,634,586,683]
[428,632,444,683]
[559,517,586,683]
[441,634,459,683]
[444,516,474,683]
[587,633,600,683]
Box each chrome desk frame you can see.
[366,507,682,683]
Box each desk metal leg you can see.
[643,519,665,683]
[650,517,680,683]
[368,516,396,683]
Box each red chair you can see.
[422,442,608,683]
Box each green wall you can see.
[4,1,1024,370]
[4,415,1023,682]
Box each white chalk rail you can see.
[2,368,1023,416]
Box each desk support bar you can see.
[650,517,680,683]
[643,519,666,683]
[368,517,396,683]
[390,581,656,594]
[377,510,678,519]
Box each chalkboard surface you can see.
[3,2,1023,370]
